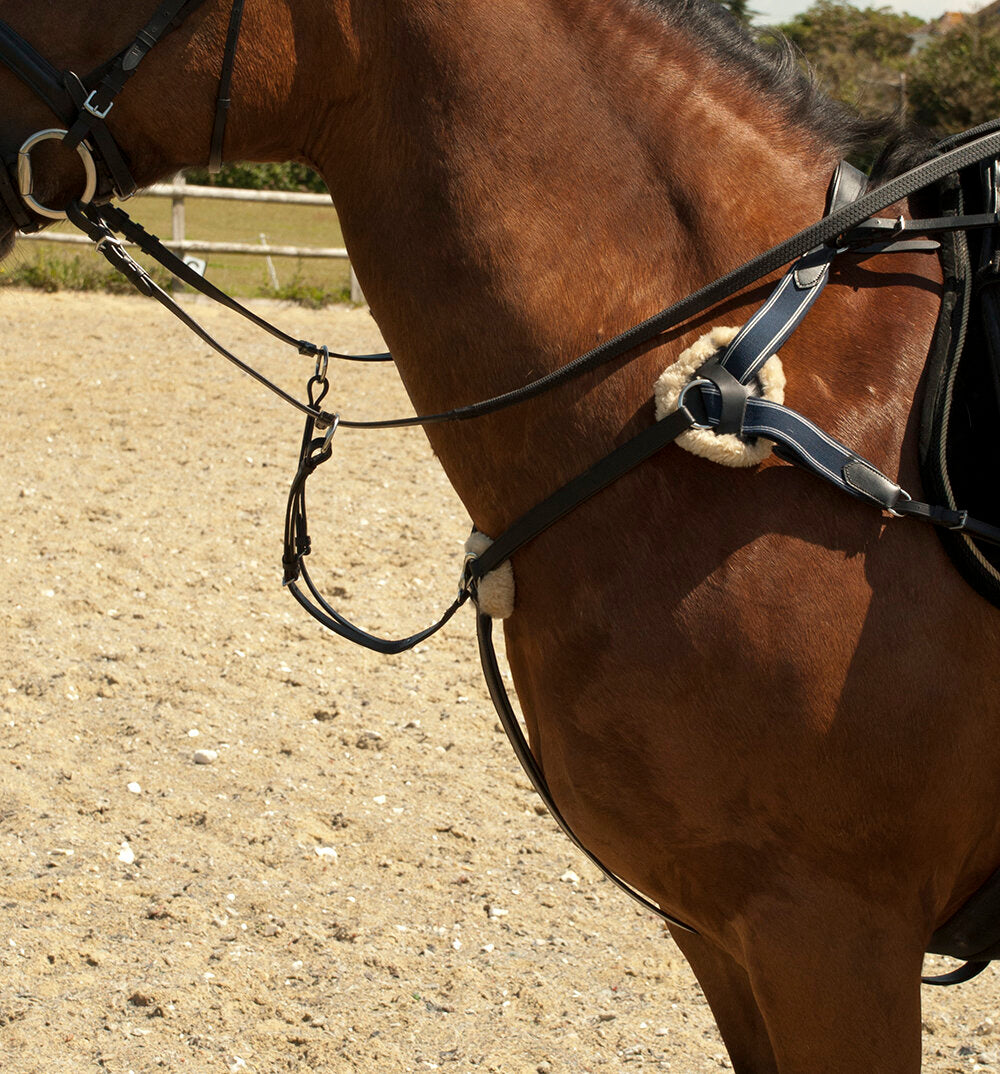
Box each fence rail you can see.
[18,174,364,302]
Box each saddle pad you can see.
[919,162,1000,610]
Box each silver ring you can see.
[676,378,716,430]
[17,128,98,220]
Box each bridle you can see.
[0,0,244,230]
[3,0,1000,980]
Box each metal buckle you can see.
[17,128,98,220]
[886,489,912,519]
[676,377,715,430]
[83,90,114,120]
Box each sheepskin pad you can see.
[464,530,515,619]
[653,325,785,468]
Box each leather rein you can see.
[3,3,1000,978]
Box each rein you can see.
[3,3,1000,976]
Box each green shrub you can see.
[1,250,173,295]
[185,162,327,193]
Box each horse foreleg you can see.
[731,883,925,1074]
[670,926,779,1073]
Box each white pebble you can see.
[126,782,142,794]
[315,847,338,861]
[560,871,580,884]
[373,795,387,805]
[193,749,218,765]
[118,842,135,865]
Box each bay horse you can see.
[1,0,998,1070]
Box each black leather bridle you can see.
[0,0,244,231]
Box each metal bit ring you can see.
[17,128,98,221]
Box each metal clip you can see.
[676,377,715,430]
[319,413,340,450]
[314,345,330,382]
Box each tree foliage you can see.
[717,0,757,24]
[906,23,1000,133]
[769,0,1000,135]
[771,0,921,118]
[185,161,327,193]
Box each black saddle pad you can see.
[919,160,1000,609]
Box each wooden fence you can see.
[19,174,365,303]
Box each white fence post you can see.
[170,173,186,292]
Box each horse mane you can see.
[636,0,931,181]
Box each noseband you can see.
[0,0,244,229]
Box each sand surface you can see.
[1,289,996,1073]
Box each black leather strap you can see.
[477,611,698,933]
[64,0,199,159]
[0,19,75,123]
[208,0,245,173]
[87,201,392,363]
[281,412,470,655]
[468,405,697,586]
[922,960,990,987]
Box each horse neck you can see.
[306,1,857,531]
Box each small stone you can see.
[126,782,142,794]
[314,847,338,861]
[560,871,580,884]
[129,991,154,1007]
[193,749,218,765]
[537,1064,553,1074]
[118,842,136,865]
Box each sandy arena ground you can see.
[1,289,998,1073]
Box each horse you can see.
[0,1,998,1070]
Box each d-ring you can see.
[17,129,98,221]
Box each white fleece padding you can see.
[654,326,785,468]
[464,530,515,619]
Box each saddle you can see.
[921,159,1000,607]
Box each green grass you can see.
[3,189,353,303]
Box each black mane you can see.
[637,0,930,179]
